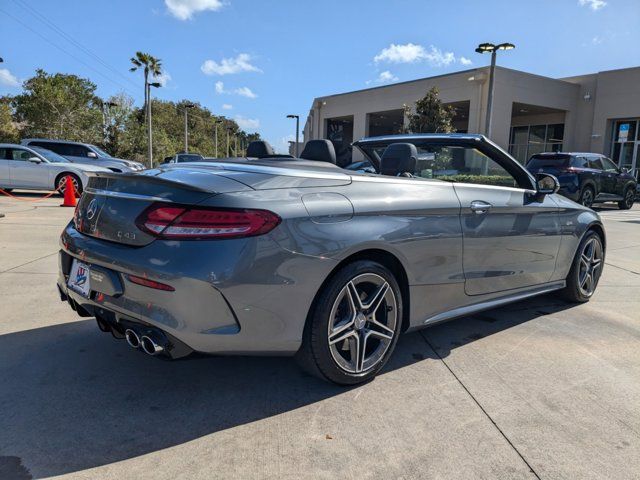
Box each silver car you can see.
[0,143,111,194]
[21,138,145,172]
[57,134,605,385]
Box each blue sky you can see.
[1,0,639,152]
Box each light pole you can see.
[101,101,118,145]
[475,42,515,139]
[146,81,161,167]
[183,103,195,153]
[214,120,222,157]
[286,114,300,157]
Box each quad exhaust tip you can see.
[125,329,140,349]
[141,335,165,356]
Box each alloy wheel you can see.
[581,189,594,208]
[58,176,79,195]
[624,190,634,208]
[327,273,397,374]
[577,236,603,297]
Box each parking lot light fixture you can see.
[475,42,515,139]
[183,103,195,153]
[146,82,162,168]
[286,114,300,157]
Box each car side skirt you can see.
[418,280,566,328]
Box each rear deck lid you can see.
[74,169,251,246]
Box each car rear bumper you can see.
[58,222,338,356]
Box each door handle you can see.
[470,200,492,214]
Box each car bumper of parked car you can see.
[57,222,337,357]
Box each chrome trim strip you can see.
[84,188,173,202]
[423,281,566,326]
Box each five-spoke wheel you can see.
[560,230,604,303]
[297,260,402,385]
[327,273,397,374]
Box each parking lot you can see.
[1,193,639,480]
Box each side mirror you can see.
[27,157,42,164]
[87,151,99,159]
[621,167,630,174]
[535,172,560,195]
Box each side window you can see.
[588,156,604,170]
[11,149,33,161]
[571,156,588,168]
[601,157,618,172]
[32,142,65,155]
[71,145,90,157]
[414,145,518,188]
[0,148,9,160]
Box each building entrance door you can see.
[611,120,640,183]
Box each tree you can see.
[403,87,455,134]
[0,96,20,143]
[129,51,162,111]
[11,69,102,142]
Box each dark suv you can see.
[526,152,636,209]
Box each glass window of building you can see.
[508,124,564,163]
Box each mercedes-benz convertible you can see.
[58,134,605,384]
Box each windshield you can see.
[91,145,112,158]
[32,147,70,163]
[177,154,204,162]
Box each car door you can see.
[601,156,625,196]
[0,148,11,187]
[587,156,613,197]
[420,144,561,296]
[7,148,51,188]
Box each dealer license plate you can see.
[68,259,91,297]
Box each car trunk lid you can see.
[74,169,252,246]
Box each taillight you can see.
[136,203,281,240]
[127,274,175,291]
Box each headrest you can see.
[246,141,275,158]
[380,143,418,176]
[300,139,337,164]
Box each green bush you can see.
[431,174,516,187]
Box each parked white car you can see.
[0,143,112,194]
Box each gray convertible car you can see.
[57,134,605,385]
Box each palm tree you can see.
[130,52,162,166]
[129,51,162,111]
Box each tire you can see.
[559,230,604,303]
[56,173,82,196]
[579,186,595,208]
[296,260,403,385]
[618,187,635,210]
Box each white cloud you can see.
[0,68,20,88]
[579,0,607,10]
[222,103,233,110]
[373,43,456,67]
[377,70,399,83]
[459,56,473,66]
[152,71,171,87]
[165,0,224,20]
[366,70,399,85]
[201,53,261,76]
[235,115,260,131]
[215,81,257,98]
[233,86,257,98]
[591,35,603,45]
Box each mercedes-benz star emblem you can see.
[86,199,98,220]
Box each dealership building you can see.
[301,65,640,179]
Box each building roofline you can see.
[311,65,590,104]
